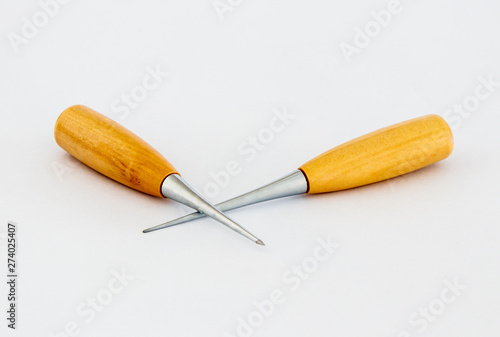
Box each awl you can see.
[144,114,454,233]
[54,105,264,245]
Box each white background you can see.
[1,0,500,336]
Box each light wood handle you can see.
[54,105,178,197]
[299,115,453,194]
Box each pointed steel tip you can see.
[143,227,161,234]
[256,239,265,246]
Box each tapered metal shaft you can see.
[161,174,264,245]
[143,170,308,233]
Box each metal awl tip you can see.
[145,174,265,245]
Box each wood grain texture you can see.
[299,115,454,194]
[54,105,178,197]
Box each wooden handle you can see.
[54,105,178,197]
[299,115,453,194]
